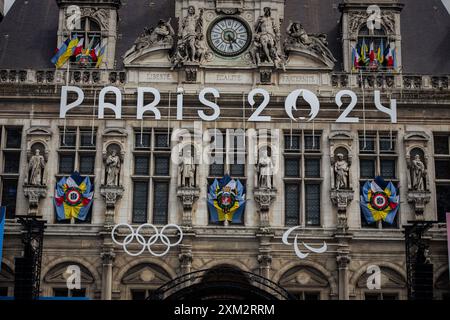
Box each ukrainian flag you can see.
[95,44,107,68]
[51,37,79,68]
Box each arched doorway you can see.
[149,267,294,301]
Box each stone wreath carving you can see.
[284,22,337,65]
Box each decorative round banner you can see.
[64,188,83,206]
[370,191,390,211]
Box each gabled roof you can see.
[0,0,449,73]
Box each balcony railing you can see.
[0,69,448,92]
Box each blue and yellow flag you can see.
[54,172,94,221]
[207,175,246,223]
[95,44,107,68]
[51,37,79,68]
[360,176,399,224]
[0,207,5,271]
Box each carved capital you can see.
[177,187,200,210]
[336,254,351,269]
[23,185,47,216]
[101,250,116,264]
[179,252,193,266]
[330,189,354,212]
[258,254,272,267]
[100,185,124,209]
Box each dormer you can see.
[55,0,121,69]
[339,0,404,73]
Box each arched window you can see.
[70,17,103,68]
[354,26,395,71]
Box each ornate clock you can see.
[207,17,251,57]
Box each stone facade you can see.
[0,0,449,300]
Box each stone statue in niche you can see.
[334,153,349,190]
[411,154,426,191]
[106,149,121,186]
[179,6,204,63]
[179,148,196,188]
[124,19,175,58]
[256,149,274,189]
[252,7,285,69]
[285,22,336,63]
[27,149,46,185]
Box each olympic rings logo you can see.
[111,224,183,257]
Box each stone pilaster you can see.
[336,253,350,300]
[100,249,115,300]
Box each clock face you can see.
[208,17,251,57]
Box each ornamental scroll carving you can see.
[348,11,396,37]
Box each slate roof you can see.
[0,0,449,73]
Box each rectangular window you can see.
[285,135,301,152]
[5,128,22,149]
[80,130,96,149]
[3,152,20,173]
[435,160,450,179]
[155,133,170,149]
[359,132,399,229]
[436,185,450,223]
[285,158,300,177]
[305,158,320,178]
[153,181,169,225]
[154,155,170,176]
[380,159,396,179]
[230,163,245,177]
[79,154,95,175]
[285,183,300,226]
[304,134,320,151]
[209,155,225,177]
[134,156,150,175]
[135,131,151,149]
[1,179,18,219]
[434,135,450,155]
[379,135,396,153]
[359,134,376,153]
[360,159,375,179]
[132,181,149,223]
[60,130,76,149]
[59,154,75,174]
[305,184,321,226]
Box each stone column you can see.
[337,253,350,300]
[101,250,115,300]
